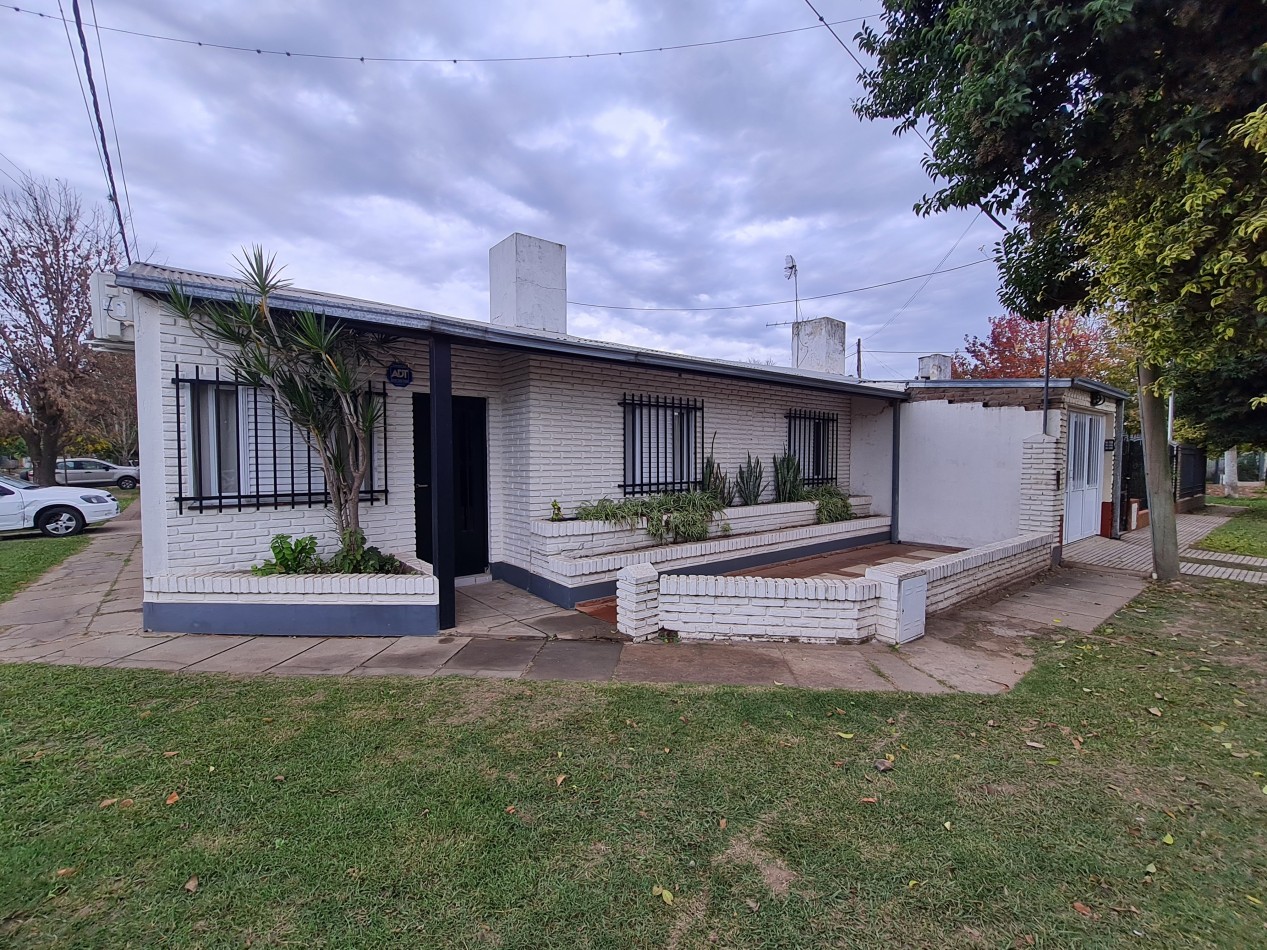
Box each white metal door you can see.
[1064,412,1105,542]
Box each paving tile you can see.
[348,666,439,678]
[524,640,623,682]
[360,636,469,671]
[896,638,1029,693]
[57,633,173,660]
[442,637,543,673]
[122,635,241,666]
[778,645,893,691]
[270,638,394,675]
[88,611,144,635]
[614,642,792,686]
[184,637,324,673]
[523,612,618,640]
[862,647,950,694]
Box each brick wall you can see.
[907,386,1067,412]
[921,533,1054,613]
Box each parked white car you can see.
[0,474,121,537]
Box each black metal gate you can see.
[1119,438,1205,530]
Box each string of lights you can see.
[7,5,880,66]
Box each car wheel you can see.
[116,476,138,490]
[37,506,85,537]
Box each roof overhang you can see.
[115,266,907,403]
[904,377,1131,401]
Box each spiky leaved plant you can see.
[772,451,805,503]
[166,247,390,563]
[735,453,766,505]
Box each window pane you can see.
[216,387,239,493]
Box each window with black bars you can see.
[619,393,704,495]
[172,364,388,513]
[786,409,838,487]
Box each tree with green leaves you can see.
[854,1,1267,578]
[166,249,389,560]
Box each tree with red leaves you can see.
[953,312,1129,385]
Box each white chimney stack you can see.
[917,353,953,380]
[489,233,567,335]
[792,316,848,375]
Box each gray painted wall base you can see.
[143,602,440,637]
[492,530,892,608]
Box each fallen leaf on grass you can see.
[1211,724,1226,734]
[162,751,178,758]
[1247,895,1262,906]
[183,876,199,893]
[1025,741,1046,749]
[505,806,516,814]
[718,818,727,830]
[1162,833,1175,845]
[1072,901,1094,918]
[1144,863,1157,875]
[651,885,673,905]
[1147,708,1162,718]
[118,799,134,809]
[744,898,760,912]
[835,732,854,739]
[274,775,285,782]
[99,798,118,809]
[555,774,566,787]
[56,867,76,878]
[859,797,877,804]
[165,792,180,806]
[1234,699,1248,708]
[943,821,953,830]
[873,760,893,773]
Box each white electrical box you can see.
[90,271,135,350]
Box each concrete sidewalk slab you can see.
[443,637,543,673]
[271,638,394,675]
[614,642,792,686]
[525,640,623,681]
[184,637,324,674]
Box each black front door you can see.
[413,393,489,576]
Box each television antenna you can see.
[784,254,801,323]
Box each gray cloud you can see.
[0,0,1004,376]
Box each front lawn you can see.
[0,535,89,605]
[1199,497,1267,558]
[2,580,1265,948]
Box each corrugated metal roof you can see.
[114,262,906,402]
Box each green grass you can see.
[113,488,139,512]
[1199,497,1267,557]
[2,580,1266,948]
[0,535,89,604]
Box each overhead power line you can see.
[8,5,879,65]
[88,0,137,256]
[68,0,131,262]
[568,258,992,313]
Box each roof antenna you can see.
[784,255,800,323]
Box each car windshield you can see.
[0,474,37,491]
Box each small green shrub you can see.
[573,491,727,544]
[735,453,766,506]
[805,484,854,524]
[253,534,320,575]
[772,452,806,503]
[252,530,405,576]
[550,500,563,522]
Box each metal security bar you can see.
[786,409,839,487]
[172,363,388,513]
[1174,443,1206,501]
[619,393,705,496]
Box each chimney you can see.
[792,316,848,375]
[489,233,567,334]
[917,353,953,380]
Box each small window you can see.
[620,394,703,496]
[786,409,838,487]
[191,382,244,496]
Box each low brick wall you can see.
[531,498,873,559]
[616,533,1054,646]
[921,533,1054,614]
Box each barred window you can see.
[786,409,838,486]
[619,394,704,496]
[174,364,387,513]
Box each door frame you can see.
[1064,410,1105,543]
[412,392,490,578]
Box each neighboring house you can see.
[93,233,1131,642]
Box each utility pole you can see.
[856,340,862,378]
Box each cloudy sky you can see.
[1,0,1007,377]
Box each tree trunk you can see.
[1223,447,1239,498]
[1138,362,1180,580]
[25,423,63,487]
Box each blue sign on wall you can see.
[386,362,413,388]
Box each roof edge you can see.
[904,377,1131,400]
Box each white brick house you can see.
[96,233,1128,641]
[102,234,908,636]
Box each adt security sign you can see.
[386,362,413,388]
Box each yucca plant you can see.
[166,247,390,563]
[735,453,766,505]
[772,451,806,503]
[702,435,736,507]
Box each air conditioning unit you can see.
[89,271,135,351]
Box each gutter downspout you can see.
[1111,397,1125,539]
[890,402,901,543]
